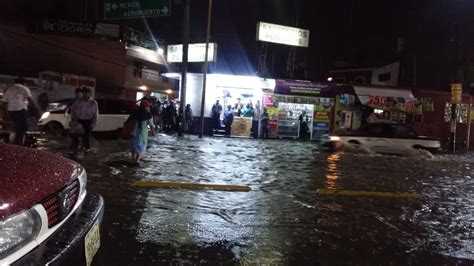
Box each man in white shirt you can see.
[2,77,38,145]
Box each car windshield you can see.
[1,1,472,265]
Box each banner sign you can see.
[274,80,336,98]
[39,71,96,88]
[40,20,120,39]
[366,96,422,114]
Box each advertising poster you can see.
[262,93,274,108]
[422,98,434,112]
[266,107,279,138]
[312,102,331,139]
[351,111,362,130]
[231,117,252,137]
[344,111,353,129]
[470,106,474,121]
[313,123,330,139]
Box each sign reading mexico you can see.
[167,43,217,63]
[104,0,171,19]
[257,22,310,47]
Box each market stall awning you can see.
[353,86,414,99]
[353,86,421,114]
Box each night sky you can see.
[2,0,474,88]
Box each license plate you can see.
[84,222,100,266]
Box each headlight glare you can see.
[40,112,50,120]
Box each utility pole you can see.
[199,0,213,138]
[467,94,472,152]
[450,23,460,153]
[286,0,300,79]
[178,0,190,137]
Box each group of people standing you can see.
[211,99,270,138]
[140,93,194,135]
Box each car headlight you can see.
[0,209,41,259]
[330,136,341,141]
[40,112,50,120]
[77,168,87,196]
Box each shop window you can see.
[378,72,391,82]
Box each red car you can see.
[0,144,104,265]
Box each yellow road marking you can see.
[132,180,251,192]
[316,189,421,199]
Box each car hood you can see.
[0,144,82,219]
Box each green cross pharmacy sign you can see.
[104,0,171,19]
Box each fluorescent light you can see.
[165,89,173,94]
[374,109,384,114]
[161,73,181,79]
[139,86,147,91]
[330,136,341,141]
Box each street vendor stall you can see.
[333,85,422,134]
[271,80,337,140]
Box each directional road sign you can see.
[104,0,171,20]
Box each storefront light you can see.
[139,86,148,91]
[374,109,384,114]
[165,89,173,94]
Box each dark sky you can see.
[2,0,474,85]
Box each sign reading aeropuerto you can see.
[104,0,171,19]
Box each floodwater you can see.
[39,135,474,265]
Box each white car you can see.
[38,98,136,136]
[321,122,441,155]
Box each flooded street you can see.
[39,135,474,265]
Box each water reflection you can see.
[37,135,474,264]
[325,153,341,189]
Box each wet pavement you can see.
[38,134,474,265]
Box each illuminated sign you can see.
[167,43,217,63]
[256,22,310,47]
